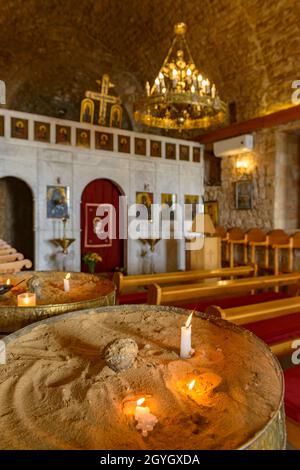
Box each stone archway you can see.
[0,176,34,265]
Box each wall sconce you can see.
[235,157,251,177]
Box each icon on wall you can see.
[47,185,70,219]
[204,200,219,227]
[235,180,253,210]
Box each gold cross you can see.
[85,74,120,125]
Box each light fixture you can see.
[134,23,227,131]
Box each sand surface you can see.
[0,272,113,306]
[0,306,282,450]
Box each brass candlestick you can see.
[50,218,75,254]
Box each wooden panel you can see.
[195,105,300,144]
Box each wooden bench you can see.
[113,264,257,303]
[0,259,32,274]
[147,272,300,306]
[206,296,300,326]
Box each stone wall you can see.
[205,122,300,232]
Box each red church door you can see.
[81,179,124,273]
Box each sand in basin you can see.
[0,307,282,450]
[0,272,113,306]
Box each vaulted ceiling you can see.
[0,0,299,129]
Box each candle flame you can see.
[185,312,193,328]
[188,379,196,391]
[65,273,70,280]
[6,279,10,285]
[136,398,145,406]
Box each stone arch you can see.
[0,176,35,265]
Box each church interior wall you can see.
[205,121,300,234]
[0,109,204,274]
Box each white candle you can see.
[134,398,158,437]
[17,292,36,307]
[180,312,193,359]
[64,273,70,292]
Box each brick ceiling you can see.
[0,0,299,128]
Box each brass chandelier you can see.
[134,23,227,131]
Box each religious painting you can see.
[193,147,201,163]
[161,193,177,221]
[166,143,176,160]
[118,135,130,153]
[135,137,146,156]
[110,104,122,128]
[11,118,28,140]
[235,180,253,210]
[56,125,71,145]
[204,200,219,227]
[95,131,114,151]
[34,121,50,143]
[136,191,153,220]
[84,203,112,248]
[204,148,221,186]
[80,98,94,125]
[76,128,90,148]
[185,194,200,221]
[179,145,190,161]
[46,185,70,219]
[150,140,161,158]
[0,115,4,137]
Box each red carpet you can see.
[284,365,300,423]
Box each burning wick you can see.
[188,379,196,391]
[64,273,70,292]
[6,279,10,286]
[180,312,193,359]
[134,398,158,437]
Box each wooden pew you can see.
[147,272,300,305]
[0,259,32,274]
[205,296,300,326]
[0,253,24,263]
[113,264,257,302]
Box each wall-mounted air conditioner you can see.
[213,134,253,157]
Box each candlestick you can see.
[64,273,70,292]
[17,292,36,307]
[180,312,193,359]
[134,398,158,437]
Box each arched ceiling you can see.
[0,0,299,129]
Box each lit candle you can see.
[6,279,10,286]
[17,292,36,307]
[188,379,196,391]
[180,312,193,359]
[64,273,70,292]
[211,83,216,99]
[134,398,158,437]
